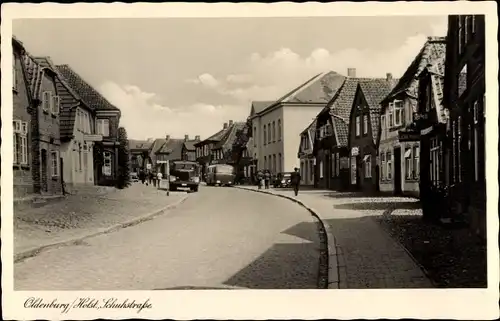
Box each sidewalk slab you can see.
[235,186,432,289]
[14,183,189,262]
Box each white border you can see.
[2,2,498,320]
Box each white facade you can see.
[299,128,315,186]
[61,107,97,187]
[251,104,323,173]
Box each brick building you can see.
[442,15,485,237]
[181,135,201,162]
[24,53,63,195]
[56,65,122,186]
[12,37,34,197]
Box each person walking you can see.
[291,167,301,196]
[156,171,163,188]
[264,170,271,189]
[139,169,146,184]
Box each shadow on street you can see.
[223,222,321,289]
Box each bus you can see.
[206,164,236,187]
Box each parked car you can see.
[273,172,293,188]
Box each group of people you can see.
[138,169,163,187]
[255,167,301,196]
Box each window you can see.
[335,152,340,176]
[51,151,59,177]
[273,154,276,172]
[97,119,110,137]
[253,127,257,146]
[393,100,403,127]
[268,123,271,144]
[103,151,112,176]
[78,144,83,171]
[430,137,441,186]
[363,115,368,135]
[413,146,420,179]
[364,155,372,178]
[13,53,18,91]
[278,119,282,141]
[355,116,361,136]
[42,91,51,112]
[51,95,60,115]
[404,148,412,179]
[272,121,276,142]
[380,152,386,180]
[380,115,386,139]
[278,153,282,173]
[83,143,88,170]
[263,125,267,145]
[84,113,89,133]
[264,156,267,170]
[13,120,28,165]
[386,152,392,180]
[319,160,324,178]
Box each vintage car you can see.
[205,164,236,187]
[273,172,293,188]
[168,161,201,192]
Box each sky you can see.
[13,16,448,140]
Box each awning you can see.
[404,149,412,158]
[363,155,370,162]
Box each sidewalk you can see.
[235,185,433,289]
[14,183,188,261]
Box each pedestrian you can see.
[152,171,158,187]
[291,167,301,196]
[148,171,153,186]
[264,170,271,189]
[139,169,145,184]
[156,171,163,188]
[257,170,263,189]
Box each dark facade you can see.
[443,15,486,237]
[181,135,200,162]
[12,38,34,197]
[347,81,393,193]
[24,54,63,195]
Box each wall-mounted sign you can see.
[146,164,152,170]
[398,131,420,142]
[420,126,433,136]
[84,134,103,142]
[351,147,359,156]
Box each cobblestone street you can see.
[14,186,321,290]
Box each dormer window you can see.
[355,116,361,136]
[363,115,368,135]
[393,100,404,127]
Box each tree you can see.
[116,127,131,189]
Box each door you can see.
[356,155,361,190]
[393,146,402,194]
[41,149,48,192]
[60,157,65,193]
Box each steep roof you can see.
[331,115,349,147]
[183,140,199,151]
[56,64,120,112]
[357,79,396,144]
[157,138,184,160]
[150,138,167,154]
[34,57,89,139]
[23,54,57,100]
[214,122,246,150]
[300,118,317,136]
[382,36,447,104]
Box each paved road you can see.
[14,186,321,290]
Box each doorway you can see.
[393,146,402,195]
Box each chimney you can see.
[223,122,228,129]
[347,68,356,78]
[228,120,233,126]
[184,134,189,141]
[166,135,170,141]
[386,73,393,82]
[195,135,201,141]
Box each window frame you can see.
[363,114,368,135]
[51,151,59,177]
[393,100,404,127]
[380,152,386,180]
[42,91,51,113]
[355,115,361,136]
[365,155,372,178]
[277,119,282,141]
[405,148,412,179]
[386,152,392,180]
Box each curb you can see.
[234,186,346,289]
[14,194,189,264]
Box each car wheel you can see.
[170,186,177,192]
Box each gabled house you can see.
[313,68,384,190]
[56,65,122,186]
[181,135,201,162]
[230,122,256,180]
[211,120,246,165]
[440,15,485,237]
[298,119,316,186]
[194,121,233,178]
[347,78,395,193]
[148,137,167,170]
[377,37,447,197]
[154,136,185,174]
[12,37,35,197]
[34,57,102,192]
[129,138,154,173]
[249,71,346,174]
[24,53,63,195]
